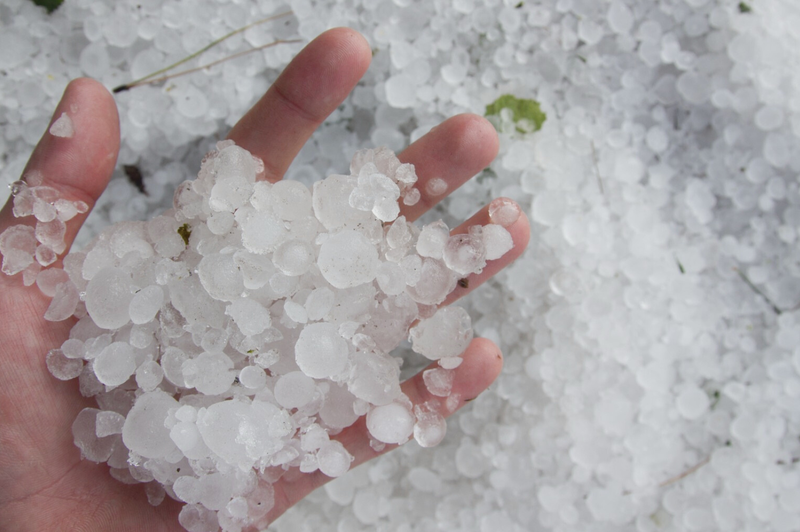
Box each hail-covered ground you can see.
[2,0,800,531]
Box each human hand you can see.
[0,28,529,531]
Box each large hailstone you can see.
[122,391,180,459]
[295,322,350,379]
[317,230,379,289]
[409,306,473,360]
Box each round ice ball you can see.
[122,391,179,459]
[197,253,245,301]
[676,385,710,420]
[295,322,350,379]
[195,400,250,465]
[93,342,137,386]
[366,402,415,444]
[405,258,456,305]
[317,440,353,477]
[128,285,164,325]
[319,383,360,429]
[273,239,314,276]
[274,371,317,409]
[84,267,134,330]
[317,230,379,289]
[271,180,312,221]
[414,410,447,448]
[409,306,473,360]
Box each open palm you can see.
[0,28,529,531]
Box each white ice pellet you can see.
[422,367,455,397]
[385,75,416,108]
[72,408,115,463]
[410,306,473,360]
[271,180,313,221]
[295,322,350,379]
[425,177,447,197]
[36,267,69,297]
[35,218,66,253]
[35,245,57,267]
[676,386,710,420]
[181,353,234,395]
[225,298,271,336]
[274,371,316,409]
[317,230,379,289]
[607,1,633,34]
[253,349,279,369]
[129,285,164,325]
[0,225,37,275]
[317,440,354,477]
[95,410,126,437]
[481,224,513,261]
[238,365,266,389]
[240,211,287,254]
[122,391,179,459]
[84,268,134,330]
[319,384,360,430]
[754,105,784,131]
[22,262,40,286]
[366,402,415,444]
[438,356,463,369]
[49,112,74,138]
[178,504,219,532]
[46,348,84,380]
[443,231,487,276]
[43,281,80,321]
[135,360,164,391]
[406,258,457,305]
[272,239,314,276]
[413,406,447,448]
[61,338,85,359]
[403,187,421,205]
[416,220,449,259]
[55,199,82,222]
[488,198,520,227]
[93,342,136,386]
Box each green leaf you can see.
[476,167,497,184]
[738,2,752,13]
[177,223,192,246]
[485,94,547,133]
[31,0,63,13]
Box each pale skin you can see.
[0,28,530,531]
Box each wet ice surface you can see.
[3,0,800,531]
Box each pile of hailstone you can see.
[4,141,512,532]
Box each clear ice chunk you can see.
[49,112,75,138]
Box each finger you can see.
[269,337,503,518]
[0,78,120,263]
[227,27,371,182]
[398,114,499,222]
[441,198,531,307]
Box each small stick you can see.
[733,267,782,315]
[116,39,302,91]
[658,456,710,488]
[591,142,605,198]
[113,11,292,93]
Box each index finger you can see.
[227,27,372,182]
